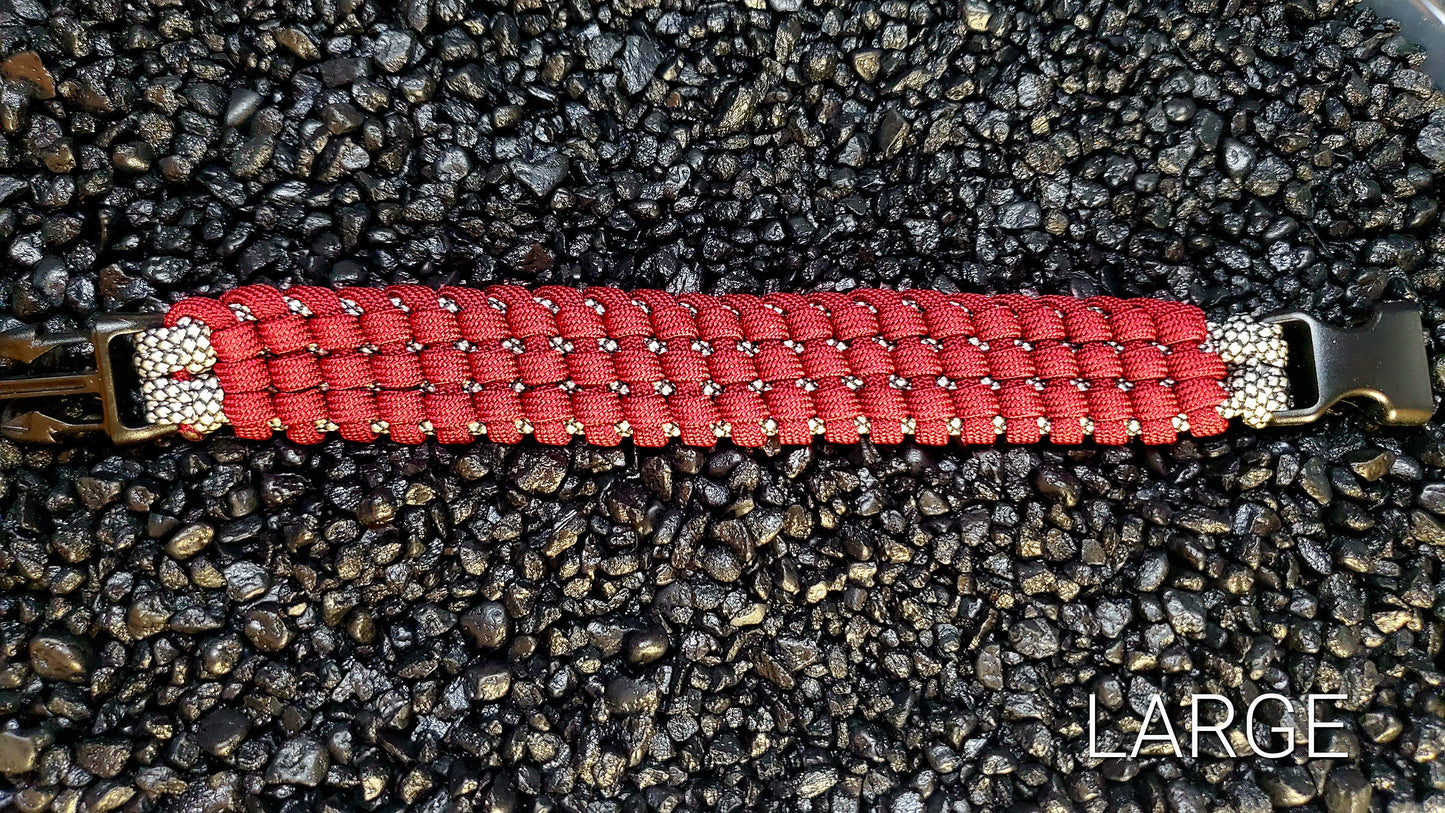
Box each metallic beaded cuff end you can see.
[1207,318,1290,429]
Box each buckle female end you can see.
[1263,302,1434,428]
[0,314,177,444]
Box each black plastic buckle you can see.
[1263,302,1434,427]
[0,314,177,444]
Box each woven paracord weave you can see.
[155,285,1234,446]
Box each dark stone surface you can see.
[1,0,1444,810]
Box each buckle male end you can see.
[1265,302,1434,427]
[0,314,176,444]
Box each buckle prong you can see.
[0,314,176,444]
[1263,302,1434,427]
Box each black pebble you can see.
[195,710,252,759]
[460,602,511,649]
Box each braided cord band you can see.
[135,285,1288,447]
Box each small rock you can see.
[511,151,569,198]
[265,738,329,787]
[75,739,130,779]
[1222,138,1256,179]
[604,677,658,715]
[357,487,399,527]
[167,523,214,559]
[224,89,263,128]
[28,631,93,681]
[620,35,662,96]
[1010,618,1060,659]
[701,548,743,582]
[460,602,511,649]
[1260,766,1316,807]
[274,28,320,60]
[112,142,154,174]
[1324,767,1371,813]
[223,561,270,602]
[1419,482,1445,515]
[321,102,364,134]
[242,607,291,652]
[231,136,274,178]
[715,85,758,135]
[0,730,48,775]
[1162,590,1206,636]
[1345,447,1395,482]
[924,743,960,774]
[997,201,1042,230]
[1034,466,1080,506]
[1362,711,1403,743]
[962,0,994,31]
[75,476,122,511]
[878,109,911,157]
[467,663,512,701]
[1417,113,1445,165]
[196,709,252,759]
[372,30,415,72]
[510,449,568,493]
[624,629,670,664]
[1,52,55,98]
[795,768,838,799]
[852,49,881,82]
[82,782,135,813]
[975,644,1005,690]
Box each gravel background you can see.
[3,0,1445,810]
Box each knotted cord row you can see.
[146,284,1244,447]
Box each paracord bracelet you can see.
[0,285,1430,446]
[133,284,1298,446]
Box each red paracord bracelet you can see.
[128,284,1300,448]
